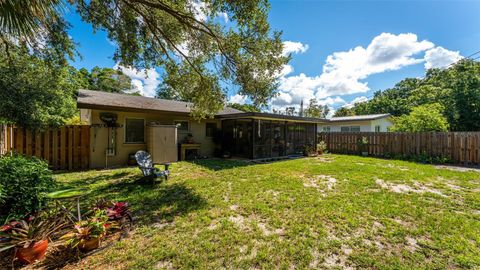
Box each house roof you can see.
[329,113,391,122]
[217,112,329,123]
[76,89,243,115]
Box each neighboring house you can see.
[77,90,328,168]
[319,114,392,132]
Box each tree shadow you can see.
[188,158,252,171]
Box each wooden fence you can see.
[318,132,480,165]
[1,125,90,170]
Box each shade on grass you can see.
[52,155,480,269]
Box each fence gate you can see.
[2,125,90,170]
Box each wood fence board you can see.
[319,131,480,165]
[1,125,90,170]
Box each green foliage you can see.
[0,155,55,218]
[72,0,288,119]
[227,103,260,112]
[75,66,133,93]
[346,60,480,131]
[390,103,449,132]
[333,107,355,117]
[0,47,77,129]
[304,98,329,118]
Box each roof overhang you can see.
[216,112,329,123]
[77,102,191,116]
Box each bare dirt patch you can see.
[375,179,446,197]
[435,165,480,173]
[302,175,337,195]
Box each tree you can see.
[304,98,329,118]
[344,60,480,131]
[285,107,296,116]
[227,103,260,112]
[0,47,77,130]
[74,66,134,93]
[333,107,355,117]
[1,0,288,120]
[390,103,449,132]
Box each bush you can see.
[0,154,55,218]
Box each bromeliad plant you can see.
[61,210,109,251]
[0,212,67,264]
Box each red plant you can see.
[106,202,129,220]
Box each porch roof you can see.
[216,112,329,123]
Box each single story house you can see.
[319,114,392,132]
[77,90,328,168]
[77,90,392,168]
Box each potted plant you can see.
[61,210,108,252]
[94,199,133,228]
[317,141,327,155]
[357,136,369,156]
[303,144,317,157]
[0,213,66,264]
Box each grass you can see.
[52,154,480,269]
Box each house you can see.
[319,114,392,132]
[77,90,328,168]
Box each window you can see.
[375,125,381,132]
[322,126,331,132]
[174,120,189,132]
[206,123,217,137]
[125,118,145,143]
[350,126,361,132]
[341,126,360,132]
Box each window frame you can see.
[350,126,361,132]
[340,126,350,132]
[174,120,190,133]
[205,122,217,137]
[375,125,381,132]
[124,117,145,144]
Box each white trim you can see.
[124,117,146,144]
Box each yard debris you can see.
[375,179,446,197]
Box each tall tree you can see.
[304,98,329,118]
[0,47,77,130]
[75,66,134,93]
[333,107,355,117]
[285,107,296,116]
[227,103,260,112]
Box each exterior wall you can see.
[370,118,392,132]
[88,109,219,168]
[318,118,392,132]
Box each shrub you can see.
[0,155,55,218]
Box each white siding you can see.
[318,117,392,132]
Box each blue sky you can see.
[65,0,480,115]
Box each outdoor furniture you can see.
[135,150,170,180]
[46,188,91,221]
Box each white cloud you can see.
[342,96,369,109]
[115,64,160,97]
[318,96,346,106]
[190,1,207,21]
[273,33,461,112]
[424,46,462,69]
[218,12,229,23]
[282,41,309,56]
[229,94,247,104]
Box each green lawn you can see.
[53,154,480,269]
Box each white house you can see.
[319,113,392,132]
